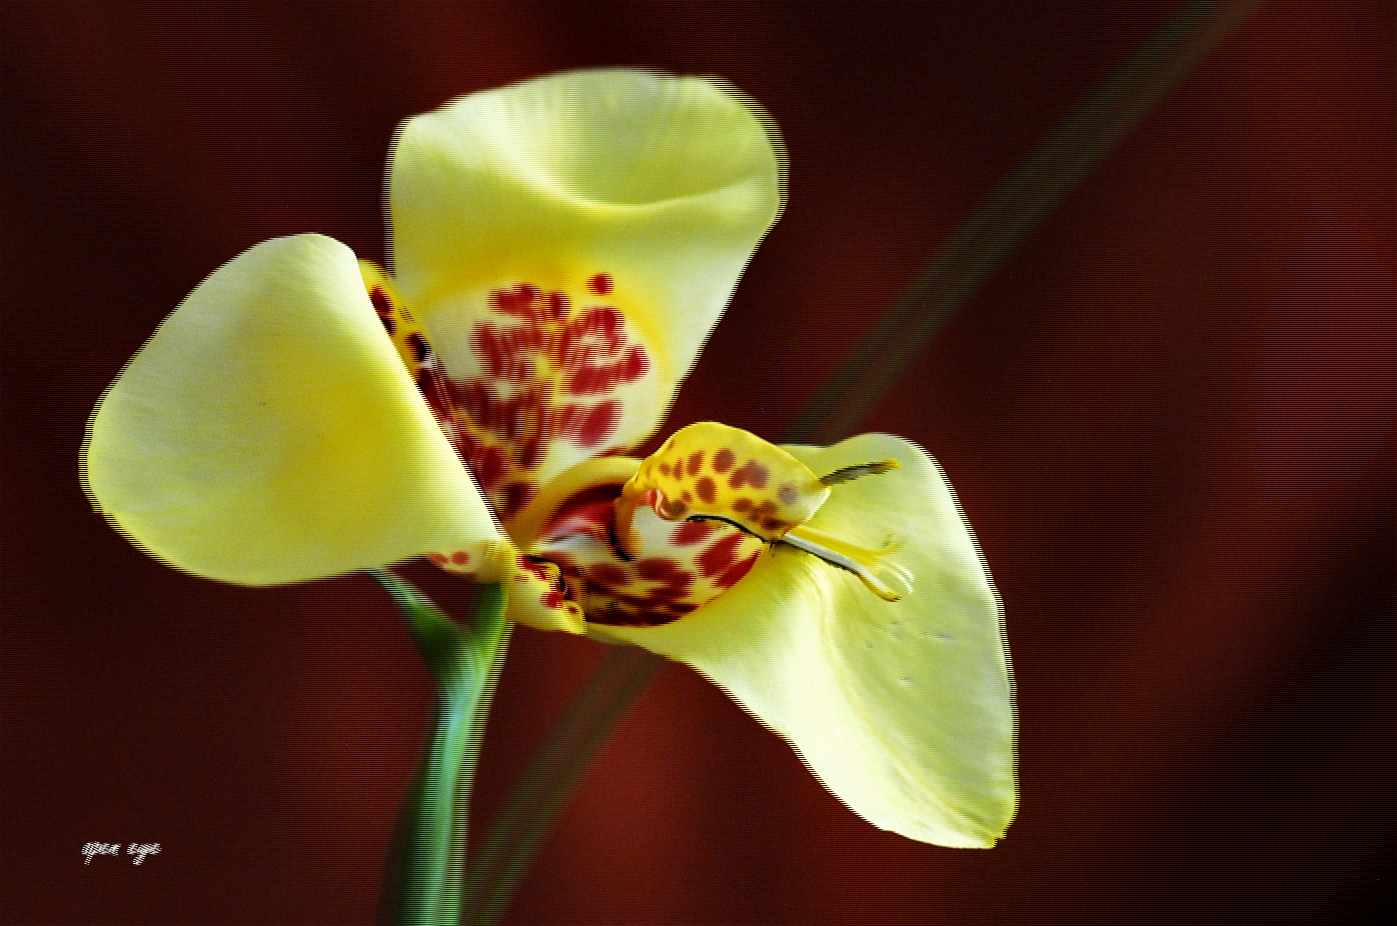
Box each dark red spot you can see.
[636,558,681,581]
[542,590,564,609]
[577,401,620,447]
[370,287,392,316]
[659,462,672,478]
[686,451,704,476]
[450,551,470,566]
[379,314,396,336]
[699,532,747,578]
[733,498,753,513]
[500,284,536,312]
[760,517,786,533]
[587,563,629,588]
[713,448,736,472]
[544,290,569,320]
[472,324,502,376]
[427,553,448,565]
[407,333,430,364]
[671,520,715,546]
[497,482,535,520]
[696,477,716,504]
[518,434,543,470]
[729,461,770,490]
[474,446,504,488]
[621,346,649,382]
[588,273,613,295]
[715,554,758,589]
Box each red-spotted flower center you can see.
[362,263,656,522]
[359,267,910,631]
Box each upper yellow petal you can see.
[386,69,785,501]
[591,434,1016,847]
[83,234,502,585]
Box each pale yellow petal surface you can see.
[592,434,1015,847]
[388,69,785,488]
[83,235,501,585]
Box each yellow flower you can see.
[82,70,1015,847]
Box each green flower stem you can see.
[369,570,511,926]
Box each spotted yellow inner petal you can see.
[615,421,830,554]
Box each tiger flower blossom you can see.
[83,70,1016,847]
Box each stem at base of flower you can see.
[368,571,511,926]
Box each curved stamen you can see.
[781,523,912,602]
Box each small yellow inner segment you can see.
[358,262,427,376]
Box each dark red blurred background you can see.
[3,2,1392,924]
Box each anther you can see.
[819,459,901,487]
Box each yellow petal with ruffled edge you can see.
[590,434,1015,847]
[387,69,784,523]
[83,234,502,586]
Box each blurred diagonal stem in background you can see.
[452,2,1266,922]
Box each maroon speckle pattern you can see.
[370,286,392,317]
[715,555,759,589]
[671,520,716,546]
[696,476,717,504]
[698,531,748,578]
[411,274,651,521]
[534,481,763,627]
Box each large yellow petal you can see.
[83,234,502,585]
[387,69,785,518]
[591,434,1015,847]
